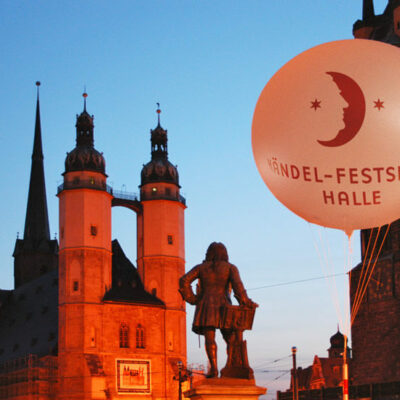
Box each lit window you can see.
[90,177,95,184]
[120,323,129,348]
[136,324,145,349]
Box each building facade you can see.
[350,0,400,386]
[0,90,187,399]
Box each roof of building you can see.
[354,0,400,46]
[64,96,106,175]
[103,240,165,306]
[0,269,58,364]
[20,84,51,249]
[140,120,179,187]
[312,356,343,388]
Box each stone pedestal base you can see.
[184,377,267,400]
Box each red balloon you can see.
[252,39,400,235]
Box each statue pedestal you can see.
[184,377,266,400]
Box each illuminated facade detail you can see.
[0,91,187,399]
[56,100,186,399]
[136,324,145,349]
[116,359,151,394]
[120,323,129,348]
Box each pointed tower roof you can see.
[64,92,105,174]
[363,0,375,20]
[23,82,50,245]
[140,104,179,187]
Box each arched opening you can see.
[111,205,138,271]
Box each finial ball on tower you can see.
[83,92,88,99]
[36,81,41,87]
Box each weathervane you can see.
[156,102,161,125]
[83,87,88,111]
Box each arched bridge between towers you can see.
[111,190,142,213]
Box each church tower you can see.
[137,106,187,367]
[57,93,112,399]
[350,0,400,385]
[13,82,58,288]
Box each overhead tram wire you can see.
[247,272,345,291]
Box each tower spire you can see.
[23,81,50,243]
[13,82,58,288]
[363,0,375,20]
[149,103,168,160]
[157,102,161,126]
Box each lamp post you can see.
[343,336,349,400]
[291,346,298,400]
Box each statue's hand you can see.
[187,294,198,305]
[243,298,258,308]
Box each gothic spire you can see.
[363,0,375,20]
[23,82,50,244]
[150,103,168,160]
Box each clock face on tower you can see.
[369,263,392,302]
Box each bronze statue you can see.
[179,242,257,379]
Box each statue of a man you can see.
[179,242,257,378]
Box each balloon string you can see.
[308,224,343,329]
[351,224,391,325]
[350,225,374,321]
[351,226,381,323]
[321,227,344,330]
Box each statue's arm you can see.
[230,264,258,308]
[179,265,200,305]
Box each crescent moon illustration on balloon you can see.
[317,71,366,147]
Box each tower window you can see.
[167,235,173,245]
[151,187,157,196]
[73,281,79,291]
[165,188,171,196]
[90,177,95,185]
[120,323,129,348]
[90,225,98,236]
[136,324,145,349]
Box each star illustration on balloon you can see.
[310,99,321,111]
[374,98,384,110]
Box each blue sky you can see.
[0,1,391,397]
